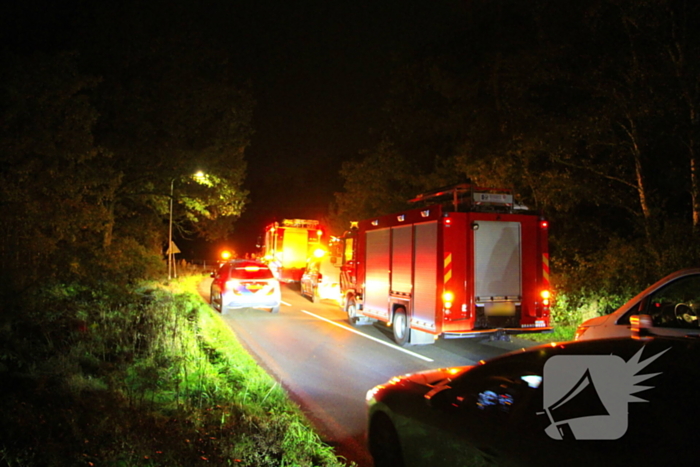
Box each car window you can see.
[229,264,274,280]
[303,260,319,275]
[645,274,700,328]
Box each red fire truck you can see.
[337,184,552,345]
[260,219,324,282]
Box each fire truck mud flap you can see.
[410,328,435,345]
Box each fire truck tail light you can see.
[540,290,551,306]
[540,220,549,229]
[443,291,454,309]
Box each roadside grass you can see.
[524,324,577,344]
[0,274,351,467]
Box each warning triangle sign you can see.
[166,241,181,255]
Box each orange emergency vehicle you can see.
[261,219,324,282]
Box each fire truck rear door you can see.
[364,228,390,320]
[413,221,438,331]
[474,221,522,303]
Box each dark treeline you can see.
[0,4,261,464]
[332,0,700,313]
[2,0,699,316]
[0,1,253,294]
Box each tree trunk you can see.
[103,199,115,248]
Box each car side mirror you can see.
[630,314,653,340]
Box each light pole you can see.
[168,171,206,279]
[168,177,175,280]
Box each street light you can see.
[169,171,207,280]
[168,177,176,280]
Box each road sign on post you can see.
[167,241,181,278]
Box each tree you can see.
[0,51,117,289]
[331,140,422,230]
[334,0,700,297]
[58,1,256,256]
[0,1,256,288]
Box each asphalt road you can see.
[198,278,541,467]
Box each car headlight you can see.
[366,384,387,402]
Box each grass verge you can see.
[524,324,578,344]
[0,275,351,467]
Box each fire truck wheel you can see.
[392,308,410,346]
[346,297,359,326]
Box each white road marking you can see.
[300,309,434,362]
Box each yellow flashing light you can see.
[313,248,326,258]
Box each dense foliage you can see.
[332,0,700,315]
[0,2,252,294]
[0,5,278,463]
[0,276,346,466]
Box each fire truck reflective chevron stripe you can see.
[543,253,550,288]
[444,253,452,285]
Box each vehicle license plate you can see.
[485,302,516,316]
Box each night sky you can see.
[1,0,467,258]
[211,1,466,255]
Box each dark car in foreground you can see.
[210,260,281,314]
[366,326,699,467]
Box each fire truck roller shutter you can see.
[364,228,391,321]
[391,225,412,295]
[413,221,438,332]
[474,221,522,301]
[282,229,309,270]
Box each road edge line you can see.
[299,309,434,362]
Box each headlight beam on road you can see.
[299,309,434,362]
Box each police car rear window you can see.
[229,265,274,280]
